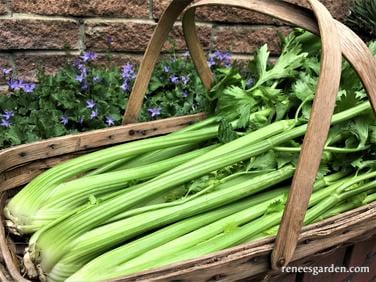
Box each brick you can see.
[0,19,80,50]
[196,6,279,25]
[0,1,7,15]
[15,53,75,81]
[85,21,212,52]
[12,0,149,18]
[285,0,353,21]
[214,26,292,55]
[152,0,352,23]
[94,54,142,68]
[0,55,12,84]
[152,0,278,24]
[14,53,143,81]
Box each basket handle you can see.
[181,0,376,269]
[122,0,197,124]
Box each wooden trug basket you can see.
[1,0,376,281]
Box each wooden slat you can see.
[299,247,347,282]
[0,154,82,191]
[0,194,29,282]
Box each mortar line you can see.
[148,0,154,21]
[79,19,86,52]
[4,0,12,16]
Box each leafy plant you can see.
[0,48,233,149]
[347,0,376,40]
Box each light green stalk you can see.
[23,102,372,279]
[27,119,293,267]
[60,187,287,282]
[34,166,295,279]
[46,171,351,281]
[5,127,220,228]
[106,174,374,279]
[87,116,221,175]
[18,145,218,233]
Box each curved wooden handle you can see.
[122,0,196,124]
[273,0,342,269]
[181,0,376,269]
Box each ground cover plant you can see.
[0,47,234,148]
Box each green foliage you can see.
[218,118,238,144]
[1,30,375,152]
[0,50,231,148]
[347,0,376,40]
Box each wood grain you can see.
[272,0,342,269]
[0,193,29,282]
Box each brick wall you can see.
[0,0,353,83]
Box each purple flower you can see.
[246,78,254,88]
[147,107,161,118]
[121,64,136,80]
[81,51,97,62]
[208,50,232,67]
[75,73,86,83]
[81,82,90,91]
[86,99,96,109]
[8,79,23,91]
[121,81,129,92]
[2,110,14,120]
[182,90,189,98]
[169,75,179,84]
[1,110,14,127]
[105,116,115,127]
[78,116,84,125]
[1,68,12,76]
[181,75,189,85]
[60,115,69,125]
[73,57,81,67]
[75,64,88,84]
[90,109,98,120]
[73,60,86,71]
[21,83,36,93]
[0,118,11,128]
[207,57,216,68]
[93,75,101,83]
[163,65,170,73]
